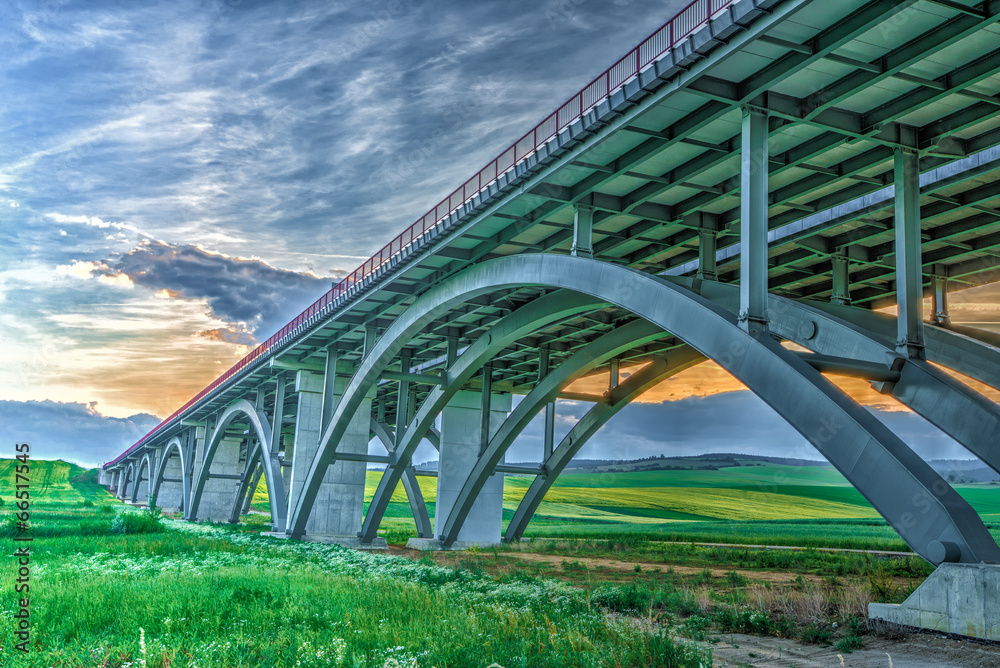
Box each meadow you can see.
[5,457,1000,666]
[0,460,709,667]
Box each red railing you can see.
[107,0,733,467]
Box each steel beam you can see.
[371,419,433,538]
[895,144,926,358]
[740,105,769,334]
[571,204,594,258]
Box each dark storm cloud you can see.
[103,239,330,336]
[0,400,160,467]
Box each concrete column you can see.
[571,204,594,258]
[740,105,769,335]
[894,144,925,358]
[197,436,243,521]
[435,390,512,545]
[288,369,370,537]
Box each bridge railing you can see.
[107,0,734,467]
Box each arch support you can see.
[439,317,671,545]
[674,278,1000,476]
[188,398,287,532]
[151,437,188,513]
[371,419,433,539]
[351,291,601,543]
[506,346,706,542]
[295,254,998,564]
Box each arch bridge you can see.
[102,0,1000,636]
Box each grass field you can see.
[6,458,998,664]
[0,460,709,667]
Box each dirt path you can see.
[709,632,1000,667]
[489,551,831,586]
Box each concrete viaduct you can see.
[102,0,1000,637]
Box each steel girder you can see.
[805,302,1000,394]
[289,254,998,564]
[674,278,1000,476]
[150,436,189,513]
[370,419,433,538]
[435,318,672,546]
[505,346,708,542]
[188,398,288,532]
[352,291,604,544]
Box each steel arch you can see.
[676,278,1000,475]
[434,317,671,545]
[370,419,433,538]
[505,346,707,542]
[290,288,602,540]
[230,440,264,524]
[120,462,136,501]
[356,291,604,543]
[188,398,288,532]
[130,452,155,504]
[293,254,999,564]
[811,300,1000,393]
[150,437,188,513]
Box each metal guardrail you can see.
[106,0,735,467]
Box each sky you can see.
[0,0,996,469]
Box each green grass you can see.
[0,461,710,667]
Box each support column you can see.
[697,227,718,281]
[830,252,851,305]
[894,143,925,359]
[571,204,594,258]
[740,105,769,335]
[287,368,371,539]
[932,273,950,326]
[434,390,512,545]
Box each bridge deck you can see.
[108,0,1000,467]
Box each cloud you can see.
[197,327,256,346]
[97,239,330,336]
[0,400,160,468]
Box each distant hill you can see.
[411,452,1000,481]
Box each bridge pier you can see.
[409,390,511,550]
[287,369,372,543]
[870,564,1000,639]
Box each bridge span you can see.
[101,0,1000,636]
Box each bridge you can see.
[101,0,1000,637]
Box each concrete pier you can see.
[869,563,1000,639]
[288,369,371,538]
[430,390,511,546]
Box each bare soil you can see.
[710,632,1000,667]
